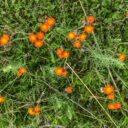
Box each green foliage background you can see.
[0,0,128,127]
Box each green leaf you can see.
[67,106,72,120]
[50,52,55,63]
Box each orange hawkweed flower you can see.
[36,32,44,40]
[34,106,40,112]
[62,51,69,58]
[34,40,44,47]
[0,37,8,45]
[107,93,114,99]
[0,96,4,102]
[126,11,128,18]
[57,48,63,55]
[17,72,22,76]
[28,108,35,115]
[66,87,72,93]
[119,54,126,61]
[87,16,95,23]
[3,34,9,41]
[104,85,114,95]
[108,103,115,110]
[115,103,121,109]
[55,67,63,76]
[34,112,39,115]
[62,71,68,77]
[79,33,87,40]
[18,68,26,74]
[74,41,81,48]
[58,54,64,58]
[75,36,79,40]
[68,32,75,40]
[40,24,49,31]
[46,17,55,26]
[29,33,37,43]
[84,25,94,34]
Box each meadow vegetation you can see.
[0,0,128,127]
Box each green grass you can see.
[0,0,128,127]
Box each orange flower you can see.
[40,24,49,31]
[84,25,94,34]
[74,41,81,48]
[3,34,9,41]
[34,40,44,47]
[28,108,35,115]
[104,85,114,95]
[87,16,95,23]
[36,32,44,40]
[68,32,75,40]
[46,17,55,26]
[126,11,128,18]
[0,96,4,102]
[57,48,63,55]
[55,67,63,76]
[34,112,39,115]
[66,87,72,93]
[119,54,126,61]
[107,93,114,99]
[75,36,79,40]
[62,51,69,58]
[79,33,87,40]
[58,54,64,58]
[34,106,40,112]
[17,72,22,76]
[29,33,37,43]
[115,103,121,109]
[62,71,68,77]
[108,103,115,110]
[0,37,8,45]
[18,68,26,74]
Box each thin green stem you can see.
[112,68,128,89]
[29,72,102,122]
[66,62,119,128]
